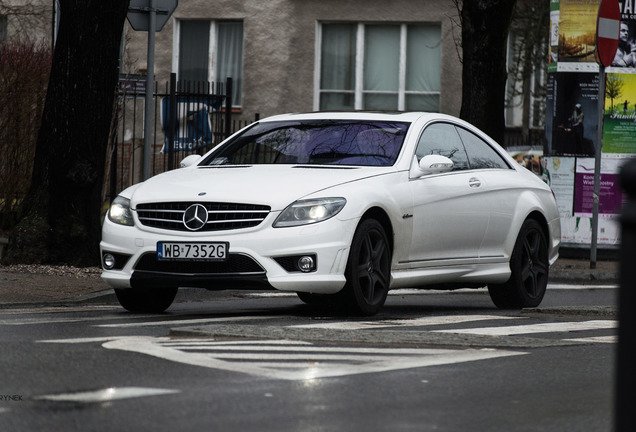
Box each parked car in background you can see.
[101,112,561,315]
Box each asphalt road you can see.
[0,283,617,431]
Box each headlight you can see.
[274,198,346,228]
[108,196,134,226]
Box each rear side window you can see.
[456,127,510,170]
[415,123,469,170]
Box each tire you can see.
[488,219,549,309]
[114,287,178,313]
[340,218,391,316]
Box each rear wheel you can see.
[488,219,549,309]
[115,287,178,313]
[340,218,391,316]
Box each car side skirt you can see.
[389,262,511,289]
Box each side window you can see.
[455,127,510,170]
[415,123,469,170]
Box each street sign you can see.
[128,0,179,180]
[127,0,178,32]
[591,0,621,267]
[596,0,621,67]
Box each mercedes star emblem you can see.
[183,204,208,231]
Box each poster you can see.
[548,72,598,156]
[612,0,636,67]
[558,0,600,64]
[545,0,636,248]
[602,72,636,154]
[549,0,560,71]
[543,156,575,218]
[568,158,624,245]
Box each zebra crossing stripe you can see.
[290,314,519,330]
[433,320,617,336]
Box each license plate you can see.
[157,242,228,261]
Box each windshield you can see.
[200,120,410,167]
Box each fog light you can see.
[298,255,315,273]
[103,253,116,270]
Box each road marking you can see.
[39,335,525,380]
[101,336,526,380]
[564,335,617,344]
[34,387,179,403]
[547,283,617,290]
[39,336,133,344]
[433,320,617,336]
[290,314,519,330]
[0,305,118,315]
[0,314,133,326]
[96,315,283,328]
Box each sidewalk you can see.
[0,256,620,306]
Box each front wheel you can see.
[340,218,391,316]
[488,219,549,309]
[115,287,178,313]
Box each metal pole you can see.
[616,159,636,431]
[167,73,176,171]
[142,0,157,181]
[591,65,605,268]
[224,77,233,140]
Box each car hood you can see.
[129,165,391,210]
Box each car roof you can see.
[260,111,443,123]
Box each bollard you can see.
[616,159,636,432]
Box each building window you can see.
[175,20,243,106]
[317,23,441,112]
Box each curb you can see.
[549,271,618,284]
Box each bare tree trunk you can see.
[5,0,130,266]
[459,0,516,145]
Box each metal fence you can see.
[105,74,256,201]
[104,76,543,203]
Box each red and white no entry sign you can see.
[596,0,621,67]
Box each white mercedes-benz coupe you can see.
[101,111,560,315]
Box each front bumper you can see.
[100,214,358,294]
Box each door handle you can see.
[469,177,481,188]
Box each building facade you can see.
[0,0,53,46]
[122,0,463,121]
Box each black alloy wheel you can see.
[341,218,391,315]
[488,219,549,309]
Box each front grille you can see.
[134,252,265,275]
[136,202,270,232]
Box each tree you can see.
[505,0,550,144]
[0,41,51,230]
[4,0,130,266]
[453,0,517,145]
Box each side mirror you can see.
[411,154,454,177]
[179,154,203,168]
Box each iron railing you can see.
[106,74,256,201]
